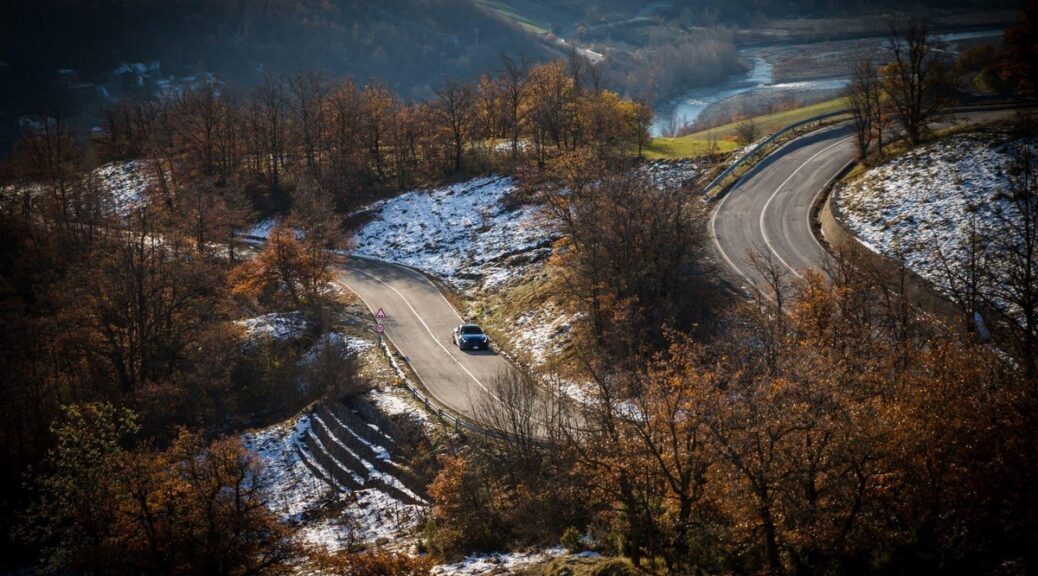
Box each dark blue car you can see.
[452,323,490,350]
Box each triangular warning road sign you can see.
[375,308,386,319]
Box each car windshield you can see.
[460,325,484,335]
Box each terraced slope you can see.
[294,398,427,507]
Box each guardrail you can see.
[703,97,1038,198]
[378,338,513,442]
[703,109,850,196]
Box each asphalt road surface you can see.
[710,110,1021,299]
[338,257,512,422]
[711,124,856,298]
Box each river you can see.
[650,29,1005,137]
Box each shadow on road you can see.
[460,349,497,357]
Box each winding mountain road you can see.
[336,108,1024,429]
[338,258,511,423]
[710,109,1022,299]
[710,125,855,297]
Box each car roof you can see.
[460,323,482,328]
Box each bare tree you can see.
[473,368,553,471]
[175,82,219,176]
[500,54,529,161]
[747,247,791,315]
[286,71,330,177]
[361,83,395,182]
[885,20,952,145]
[628,99,654,159]
[253,75,288,198]
[930,212,990,327]
[846,59,884,161]
[327,79,363,195]
[433,79,476,174]
[988,149,1038,375]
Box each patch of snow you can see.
[637,159,703,190]
[577,551,603,558]
[1,160,153,217]
[433,547,567,576]
[243,416,336,521]
[369,340,437,433]
[93,160,154,216]
[351,176,554,292]
[491,140,531,153]
[236,311,310,343]
[300,332,372,366]
[838,129,1038,320]
[242,217,305,241]
[112,61,161,86]
[244,218,277,239]
[510,301,578,367]
[368,388,435,436]
[559,379,597,406]
[314,412,425,503]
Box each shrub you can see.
[561,526,584,553]
[590,559,638,576]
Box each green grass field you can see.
[646,97,850,159]
[643,137,740,159]
[473,0,569,35]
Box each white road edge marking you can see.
[332,278,440,398]
[342,265,496,398]
[351,251,467,323]
[758,138,848,278]
[709,126,845,298]
[806,152,856,258]
[710,171,766,300]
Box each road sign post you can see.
[374,308,387,347]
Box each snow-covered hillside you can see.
[838,129,1038,315]
[1,159,153,217]
[350,176,554,292]
[432,547,568,575]
[510,301,578,367]
[93,160,153,216]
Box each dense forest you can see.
[1,2,1037,574]
[0,0,554,152]
[0,0,1026,151]
[0,52,653,569]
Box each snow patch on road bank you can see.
[433,547,567,575]
[350,176,554,292]
[838,129,1038,317]
[638,158,705,190]
[510,301,578,368]
[299,332,372,365]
